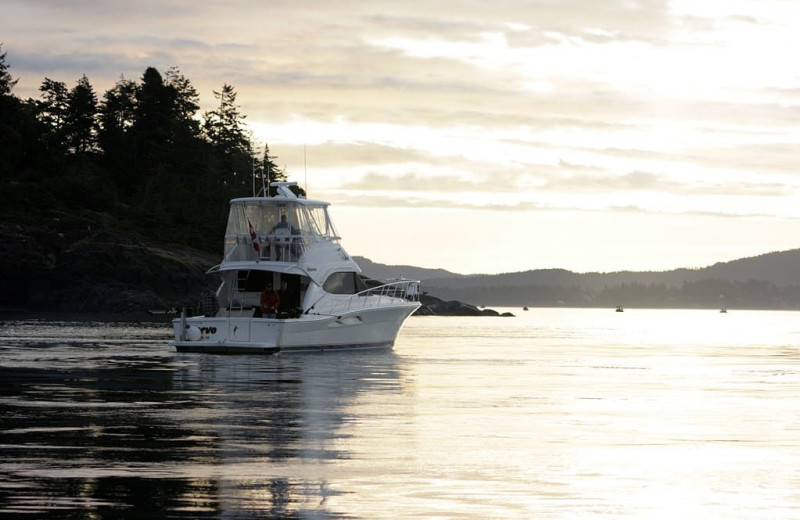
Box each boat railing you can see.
[311,280,421,315]
[226,232,313,263]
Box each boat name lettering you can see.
[200,327,217,334]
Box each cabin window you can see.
[323,272,354,294]
[322,272,369,294]
[307,206,336,238]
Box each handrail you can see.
[257,232,307,262]
[223,233,315,263]
[361,280,421,301]
[308,279,421,316]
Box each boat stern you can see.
[170,315,283,354]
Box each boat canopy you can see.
[216,183,360,285]
[223,195,339,259]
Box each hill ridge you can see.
[356,249,800,310]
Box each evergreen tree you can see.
[0,45,30,181]
[261,143,285,183]
[127,67,174,221]
[133,67,174,162]
[36,78,69,153]
[162,67,204,182]
[65,75,99,154]
[164,66,200,136]
[203,84,249,154]
[161,67,210,229]
[133,66,203,166]
[203,84,253,196]
[100,75,137,137]
[0,44,18,96]
[98,76,137,194]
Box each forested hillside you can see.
[0,46,296,311]
[0,45,295,249]
[418,249,800,309]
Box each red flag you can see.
[248,219,260,252]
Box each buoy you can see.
[186,326,202,341]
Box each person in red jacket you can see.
[260,282,280,318]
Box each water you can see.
[1,309,799,519]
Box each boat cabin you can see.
[210,183,373,318]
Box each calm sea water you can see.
[1,308,799,519]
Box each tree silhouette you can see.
[0,44,18,96]
[65,75,99,154]
[202,83,254,197]
[36,77,69,156]
[0,50,288,253]
[203,84,249,154]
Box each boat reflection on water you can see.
[169,350,408,517]
[0,321,407,518]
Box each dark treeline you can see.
[0,45,291,252]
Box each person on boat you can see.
[197,283,219,317]
[260,282,280,318]
[270,214,301,260]
[271,214,291,233]
[278,280,300,318]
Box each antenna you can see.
[303,119,308,193]
[251,155,256,197]
[304,142,307,193]
[268,158,272,197]
[258,142,268,197]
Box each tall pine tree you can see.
[0,44,18,96]
[203,84,253,197]
[36,78,69,156]
[65,75,98,154]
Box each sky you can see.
[5,0,800,274]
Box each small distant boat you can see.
[615,306,624,312]
[523,306,529,311]
[720,308,727,313]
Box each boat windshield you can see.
[223,199,339,255]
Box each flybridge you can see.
[223,182,341,265]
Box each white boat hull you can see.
[172,182,422,355]
[170,303,418,354]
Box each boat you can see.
[615,305,624,312]
[169,182,421,354]
[147,308,177,316]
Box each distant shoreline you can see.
[3,305,799,324]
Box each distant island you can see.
[355,251,800,311]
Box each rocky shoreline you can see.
[416,294,513,317]
[0,222,511,318]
